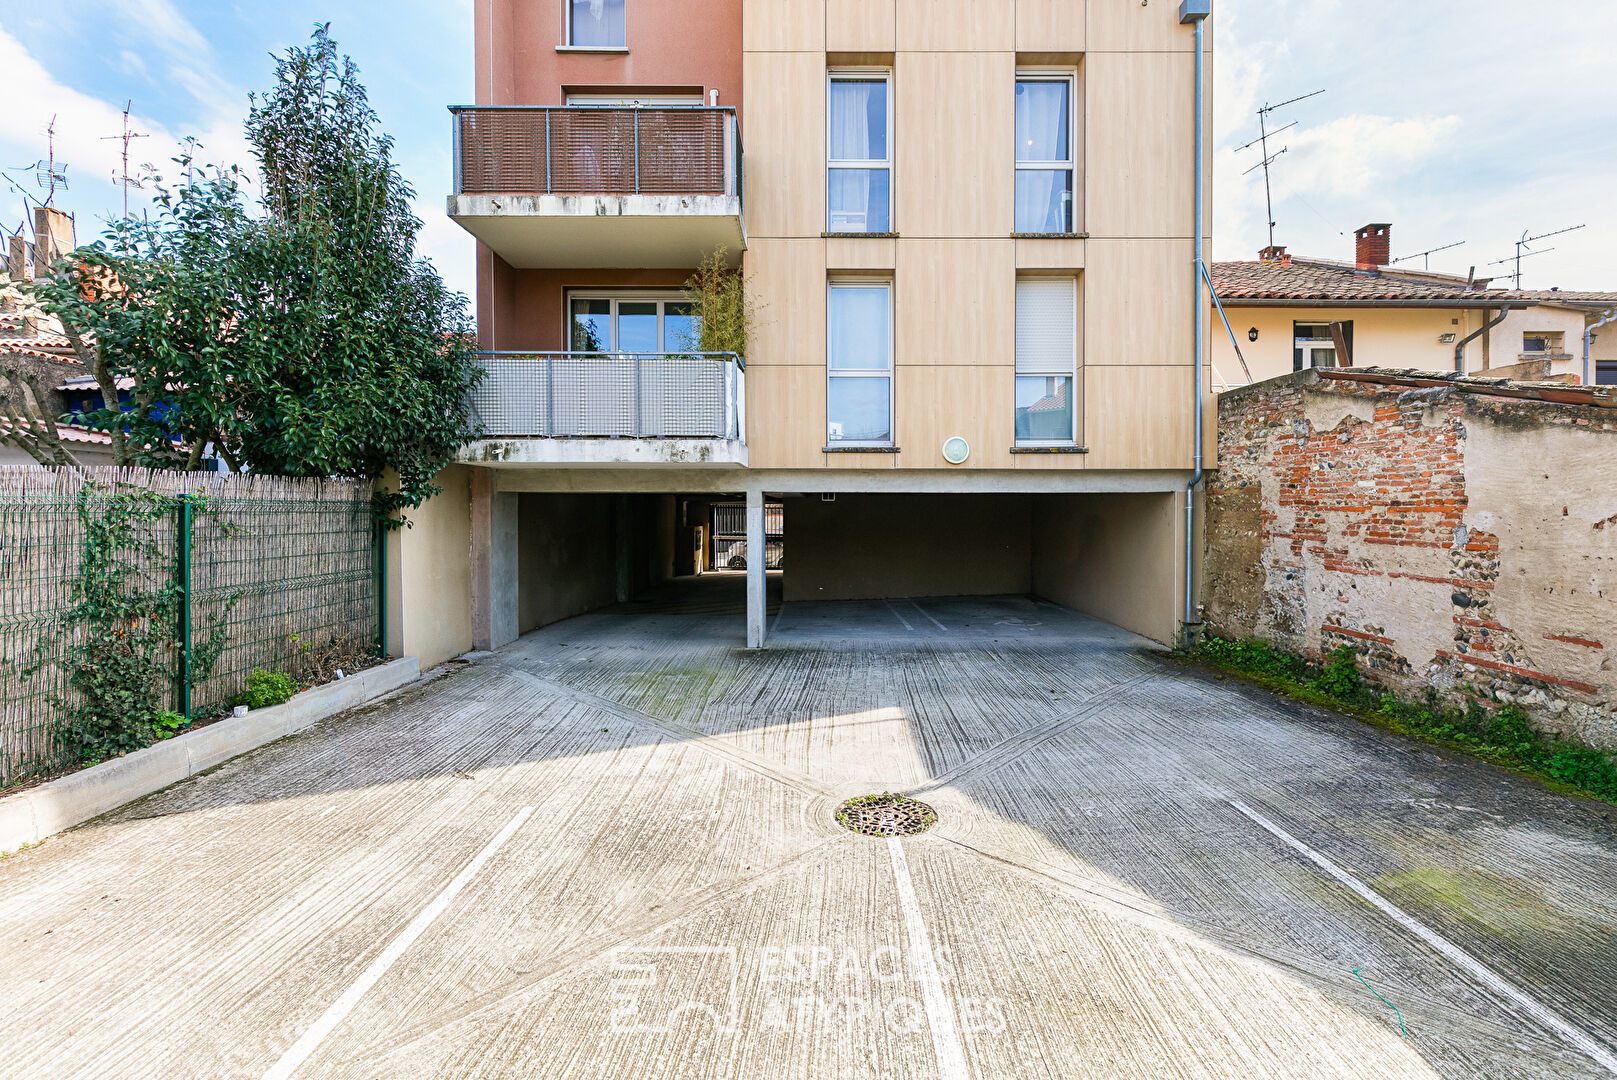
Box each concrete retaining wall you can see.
[0,657,420,854]
[1207,368,1617,747]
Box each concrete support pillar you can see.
[614,495,633,603]
[470,469,520,651]
[746,488,766,648]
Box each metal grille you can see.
[0,467,377,787]
[453,107,739,199]
[836,793,939,837]
[709,502,784,571]
[472,352,744,439]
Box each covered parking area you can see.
[439,467,1194,658]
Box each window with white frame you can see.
[1014,277,1077,443]
[827,72,891,234]
[568,0,625,47]
[827,281,893,444]
[568,293,699,353]
[1014,74,1074,233]
[1293,321,1351,370]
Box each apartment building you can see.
[407,0,1213,662]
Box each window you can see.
[568,0,625,47]
[1293,321,1352,370]
[827,73,891,233]
[565,94,702,107]
[1015,277,1077,443]
[1522,331,1564,355]
[827,281,892,444]
[1015,75,1074,233]
[568,294,699,353]
[1597,361,1617,386]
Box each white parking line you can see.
[883,599,915,631]
[1231,799,1617,1076]
[263,807,535,1080]
[910,601,949,633]
[888,838,970,1080]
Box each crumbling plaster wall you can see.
[1207,370,1617,747]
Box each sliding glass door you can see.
[568,295,701,353]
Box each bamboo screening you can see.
[0,466,378,786]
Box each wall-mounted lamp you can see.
[1247,327,1260,343]
[1439,333,1458,345]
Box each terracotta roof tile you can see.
[0,419,113,445]
[1212,258,1533,305]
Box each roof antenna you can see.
[101,101,150,220]
[1487,224,1585,288]
[1389,240,1464,272]
[1235,88,1325,250]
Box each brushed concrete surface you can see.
[1,593,1615,1079]
[0,657,421,854]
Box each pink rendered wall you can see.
[476,0,742,111]
[471,0,743,350]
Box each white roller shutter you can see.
[1015,277,1076,374]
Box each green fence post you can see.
[376,516,388,659]
[177,494,193,718]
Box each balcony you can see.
[464,351,747,466]
[447,106,744,269]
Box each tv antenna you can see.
[36,116,67,205]
[2,115,70,218]
[1235,89,1325,250]
[1489,225,1585,288]
[101,101,150,219]
[1389,240,1464,271]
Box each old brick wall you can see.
[1207,368,1617,748]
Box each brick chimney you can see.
[1355,223,1391,269]
[1259,244,1287,262]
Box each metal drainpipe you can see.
[1180,0,1210,647]
[1586,308,1617,385]
[1454,307,1511,373]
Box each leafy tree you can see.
[24,25,480,518]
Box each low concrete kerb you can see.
[0,656,421,855]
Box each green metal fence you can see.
[0,466,380,787]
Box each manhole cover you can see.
[835,793,938,837]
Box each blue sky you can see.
[4,0,1615,301]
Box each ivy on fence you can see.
[0,467,381,786]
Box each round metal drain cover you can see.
[835,793,938,837]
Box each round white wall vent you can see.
[941,436,970,465]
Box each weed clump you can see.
[1191,636,1617,804]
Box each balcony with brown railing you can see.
[447,106,744,269]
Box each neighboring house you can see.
[1210,224,1617,386]
[1486,294,1617,385]
[412,0,1214,660]
[0,214,120,465]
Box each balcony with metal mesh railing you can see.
[464,351,747,466]
[447,106,745,269]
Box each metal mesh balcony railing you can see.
[471,352,745,439]
[451,107,741,200]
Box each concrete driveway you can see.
[3,595,1616,1079]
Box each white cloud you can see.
[1214,0,1617,288]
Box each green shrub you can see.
[1197,637,1305,682]
[1311,647,1361,700]
[239,669,298,710]
[152,711,188,740]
